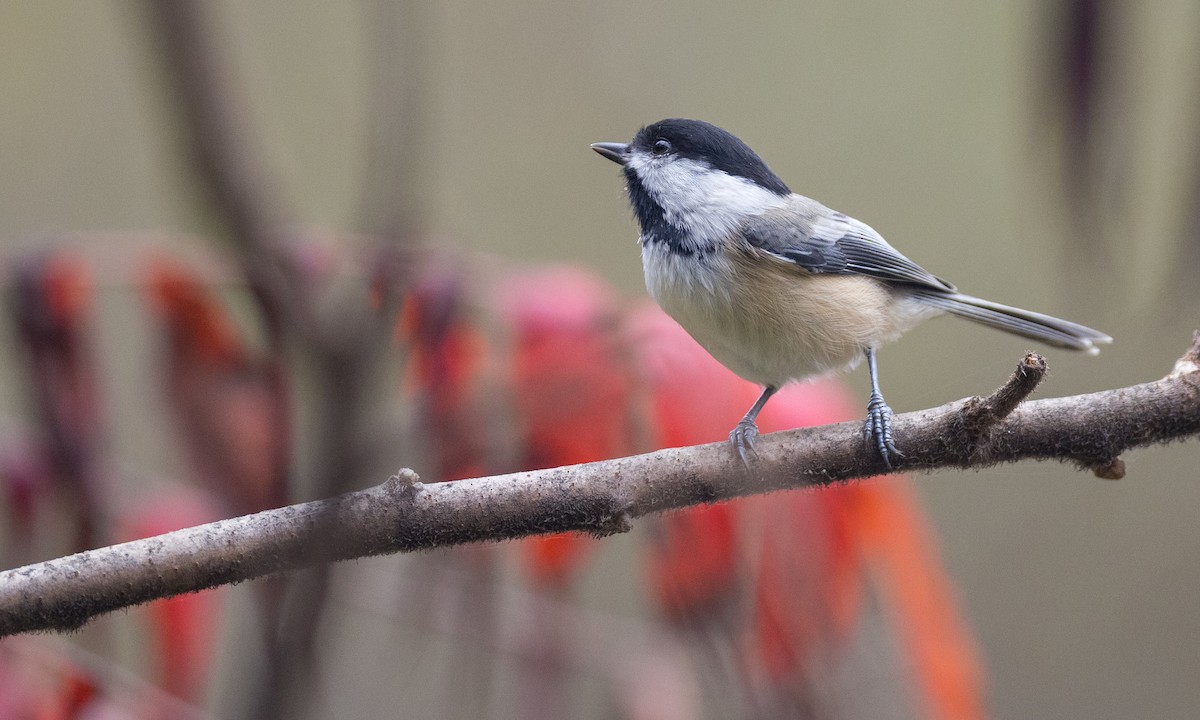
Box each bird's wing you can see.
[741,198,956,292]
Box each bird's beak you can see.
[590,142,630,165]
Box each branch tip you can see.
[1091,457,1126,480]
[591,509,633,538]
[962,353,1049,438]
[386,468,422,497]
[1167,331,1200,379]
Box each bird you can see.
[591,118,1110,468]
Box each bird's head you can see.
[592,119,790,252]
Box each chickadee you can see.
[591,118,1110,468]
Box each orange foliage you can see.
[499,268,634,589]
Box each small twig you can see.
[969,353,1049,427]
[2,336,1199,637]
[1168,331,1200,379]
[953,353,1049,460]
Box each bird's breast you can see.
[642,242,922,386]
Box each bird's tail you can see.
[909,290,1112,354]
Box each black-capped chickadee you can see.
[591,118,1110,468]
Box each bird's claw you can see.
[730,419,760,466]
[864,391,901,470]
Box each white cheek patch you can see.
[628,155,787,246]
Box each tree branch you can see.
[3,336,1199,637]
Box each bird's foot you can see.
[729,419,760,466]
[864,391,901,470]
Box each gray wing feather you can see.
[742,200,956,292]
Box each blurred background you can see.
[1,1,1199,718]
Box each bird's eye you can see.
[652,139,672,156]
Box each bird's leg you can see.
[730,385,777,465]
[863,347,900,470]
